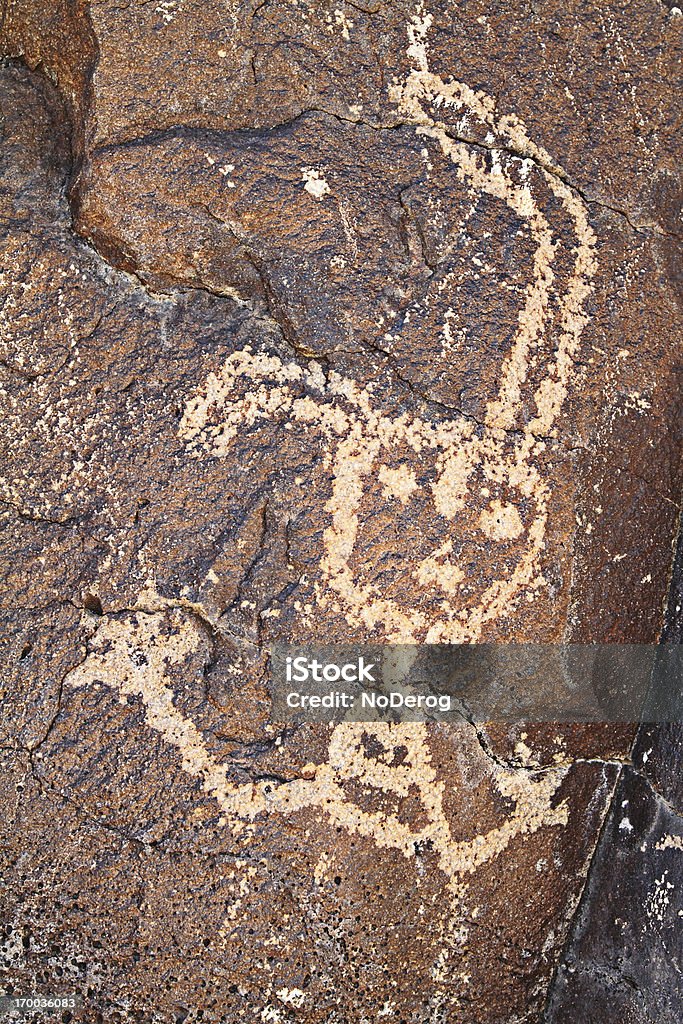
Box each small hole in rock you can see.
[83,594,103,615]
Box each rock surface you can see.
[544,768,683,1024]
[0,2,681,1021]
[544,527,683,1023]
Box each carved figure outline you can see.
[179,5,597,643]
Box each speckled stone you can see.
[0,2,681,1021]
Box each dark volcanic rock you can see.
[0,1,681,1021]
[544,769,683,1024]
[545,531,683,1023]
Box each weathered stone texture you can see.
[0,1,681,1021]
[545,535,683,1021]
[545,769,683,1024]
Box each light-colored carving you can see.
[66,608,570,902]
[178,4,597,642]
[67,1,592,937]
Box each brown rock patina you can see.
[0,2,681,1021]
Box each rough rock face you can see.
[544,539,683,1024]
[0,2,681,1022]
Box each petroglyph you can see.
[178,4,597,642]
[65,608,570,902]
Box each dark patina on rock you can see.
[0,2,681,1021]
